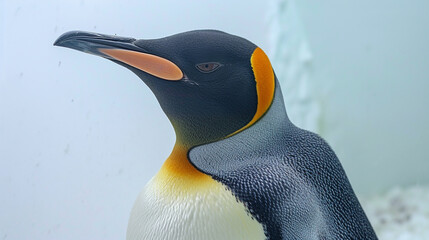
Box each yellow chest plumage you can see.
[126,144,266,240]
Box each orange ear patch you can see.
[249,47,275,125]
[100,48,183,81]
[228,47,275,137]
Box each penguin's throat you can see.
[160,143,202,177]
[155,143,213,192]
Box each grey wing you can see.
[189,126,377,240]
[189,135,329,240]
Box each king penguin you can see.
[54,30,378,240]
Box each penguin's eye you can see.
[195,62,222,73]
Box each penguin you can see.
[54,30,378,240]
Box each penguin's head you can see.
[54,30,275,147]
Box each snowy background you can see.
[1,0,428,239]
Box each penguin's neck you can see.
[160,143,204,178]
[187,81,293,175]
[154,142,214,194]
[155,80,290,189]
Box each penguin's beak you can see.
[54,31,183,81]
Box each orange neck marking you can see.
[157,143,210,182]
[228,47,275,137]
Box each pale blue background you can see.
[296,1,429,193]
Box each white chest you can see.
[126,176,266,240]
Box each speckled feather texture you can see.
[190,80,378,240]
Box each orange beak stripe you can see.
[99,48,183,81]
